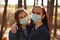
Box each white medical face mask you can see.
[31,14,41,23]
[20,16,29,25]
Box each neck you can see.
[21,25,26,30]
[35,21,43,30]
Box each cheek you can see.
[39,15,44,20]
[18,15,21,21]
[39,15,42,18]
[41,15,45,20]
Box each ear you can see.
[42,15,45,19]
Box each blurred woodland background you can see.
[0,0,60,40]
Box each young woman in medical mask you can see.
[9,8,31,40]
[28,6,50,40]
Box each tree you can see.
[37,0,38,5]
[18,0,22,8]
[54,0,58,37]
[47,0,54,32]
[24,0,27,9]
[0,0,8,40]
[47,0,54,21]
[34,0,36,6]
[33,0,38,7]
[41,0,43,6]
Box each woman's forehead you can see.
[19,12,27,16]
[32,7,43,13]
[33,7,43,11]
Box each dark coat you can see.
[28,24,50,40]
[9,25,31,40]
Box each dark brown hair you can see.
[14,8,28,26]
[31,6,49,30]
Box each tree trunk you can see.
[47,0,54,32]
[54,0,58,37]
[37,0,38,5]
[24,0,27,9]
[18,0,22,8]
[33,0,38,6]
[0,0,8,40]
[41,0,43,6]
[47,0,54,21]
[33,0,35,7]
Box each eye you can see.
[20,15,26,19]
[36,12,40,15]
[24,15,27,17]
[32,12,35,14]
[20,17,23,19]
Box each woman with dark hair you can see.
[9,8,31,40]
[28,6,50,40]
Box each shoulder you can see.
[39,24,48,31]
[38,24,49,34]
